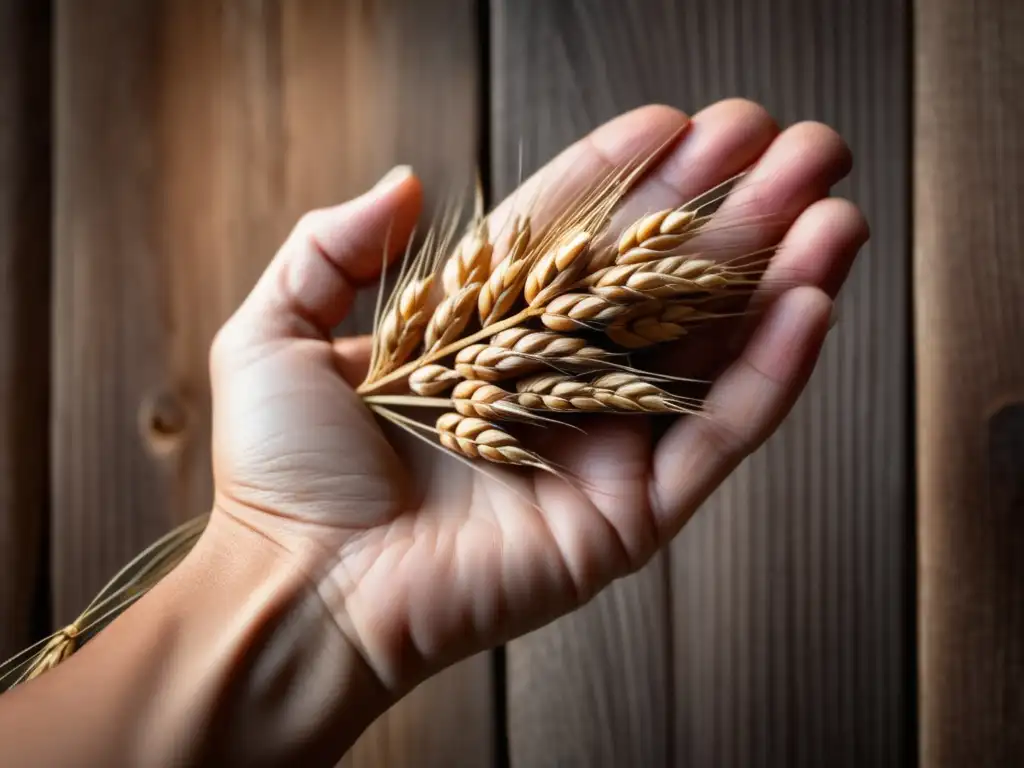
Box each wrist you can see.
[151,509,392,766]
[76,509,389,767]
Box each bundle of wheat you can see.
[358,163,771,478]
[0,136,781,690]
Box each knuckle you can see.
[208,318,246,372]
[792,121,853,165]
[721,97,776,126]
[208,323,232,368]
[692,412,752,465]
[293,208,332,244]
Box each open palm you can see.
[207,100,866,698]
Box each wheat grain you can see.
[24,627,78,682]
[441,231,492,295]
[523,231,592,307]
[451,380,536,421]
[615,207,703,265]
[588,256,726,302]
[423,281,482,353]
[513,373,605,411]
[409,364,463,396]
[606,302,718,348]
[540,292,636,331]
[478,218,531,325]
[374,275,434,376]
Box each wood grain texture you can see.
[54,1,489,765]
[491,1,911,766]
[666,3,911,764]
[0,0,51,658]
[916,2,1024,764]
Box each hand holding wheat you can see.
[204,99,864,694]
[0,100,866,766]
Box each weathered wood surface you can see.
[491,1,910,765]
[668,3,911,764]
[916,1,1024,765]
[54,1,490,766]
[0,0,51,660]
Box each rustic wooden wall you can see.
[0,0,51,660]
[916,1,1024,765]
[490,1,911,766]
[8,0,1024,765]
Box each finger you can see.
[723,195,869,354]
[632,123,853,383]
[676,120,853,260]
[233,166,423,340]
[483,104,691,261]
[603,98,779,238]
[648,195,869,383]
[530,416,654,594]
[649,286,833,539]
[532,411,659,573]
[762,196,869,301]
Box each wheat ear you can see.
[454,327,614,382]
[514,372,703,414]
[0,513,209,691]
[436,412,553,470]
[606,302,723,348]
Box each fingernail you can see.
[373,164,413,191]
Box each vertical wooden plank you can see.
[917,2,1024,765]
[491,1,911,766]
[664,4,911,766]
[55,1,490,765]
[0,0,51,658]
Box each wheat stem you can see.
[363,395,453,409]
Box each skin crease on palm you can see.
[208,98,869,697]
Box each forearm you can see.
[0,513,389,768]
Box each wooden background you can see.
[0,0,1020,766]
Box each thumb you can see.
[233,165,422,341]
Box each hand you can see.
[208,99,867,701]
